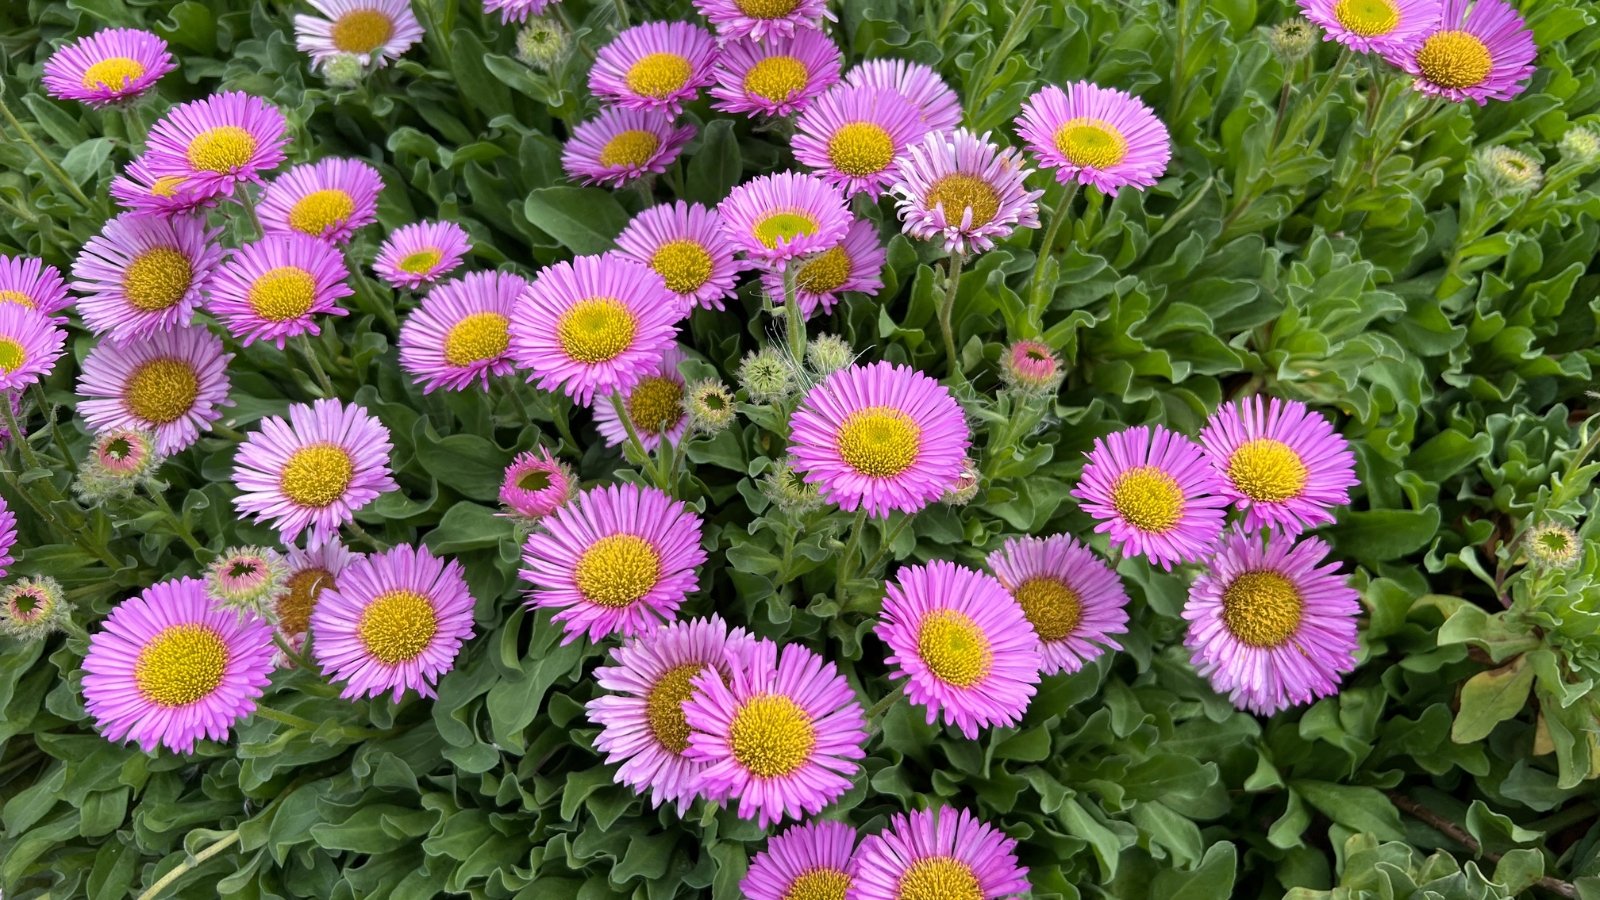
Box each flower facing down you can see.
[1072,424,1228,570]
[1197,396,1357,536]
[1014,81,1172,194]
[986,534,1129,676]
[498,448,575,520]
[853,807,1030,900]
[399,270,527,393]
[1383,0,1536,104]
[257,158,384,245]
[76,324,234,455]
[373,220,472,291]
[742,819,858,900]
[891,129,1042,255]
[42,28,175,107]
[294,0,424,69]
[562,107,695,189]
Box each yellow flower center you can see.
[1013,576,1082,642]
[247,266,319,321]
[729,693,815,778]
[837,406,921,478]
[735,0,799,17]
[278,443,356,508]
[1416,30,1494,89]
[0,289,33,309]
[276,567,334,638]
[357,589,438,664]
[1221,570,1304,648]
[124,357,201,425]
[827,122,895,176]
[151,175,186,198]
[398,248,443,274]
[1226,437,1309,503]
[443,312,510,367]
[626,52,693,99]
[783,869,852,900]
[645,662,705,754]
[796,245,853,294]
[81,56,147,91]
[925,174,1000,228]
[1334,0,1400,35]
[574,534,661,608]
[628,375,685,435]
[917,609,992,687]
[332,8,395,54]
[122,246,194,312]
[895,857,982,900]
[517,468,552,491]
[598,129,661,168]
[556,297,637,363]
[1053,117,1128,169]
[744,56,810,103]
[650,239,714,295]
[134,624,228,708]
[753,211,819,248]
[288,189,357,238]
[0,339,26,373]
[186,125,258,173]
[1109,465,1184,534]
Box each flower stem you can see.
[344,519,388,552]
[134,830,242,900]
[937,253,967,381]
[119,103,147,149]
[611,0,629,28]
[296,334,336,397]
[146,485,203,553]
[967,0,1037,121]
[233,182,264,240]
[0,95,98,211]
[860,513,917,575]
[1027,182,1080,312]
[834,507,871,602]
[610,389,662,485]
[781,264,806,365]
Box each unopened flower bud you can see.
[206,547,290,620]
[1001,340,1064,394]
[1527,522,1581,569]
[1475,145,1543,198]
[1270,19,1317,65]
[687,379,736,434]
[739,347,797,403]
[762,458,824,515]
[806,333,854,376]
[0,577,72,641]
[517,17,570,71]
[321,53,366,89]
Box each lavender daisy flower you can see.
[789,361,970,518]
[742,820,858,900]
[42,28,175,108]
[258,158,384,245]
[520,482,707,643]
[1297,0,1438,54]
[615,201,745,312]
[1383,0,1535,104]
[498,449,575,520]
[854,807,1030,900]
[72,212,223,340]
[692,0,833,43]
[589,22,720,114]
[82,578,275,754]
[372,220,472,290]
[843,58,962,132]
[110,159,214,219]
[484,0,555,24]
[561,107,695,189]
[207,234,353,348]
[277,539,359,657]
[144,91,289,201]
[1015,82,1172,194]
[0,305,67,392]
[312,544,476,702]
[877,560,1041,738]
[0,497,14,579]
[718,171,851,267]
[986,534,1129,675]
[294,0,424,70]
[1184,528,1361,714]
[684,638,867,827]
[1198,396,1358,536]
[891,129,1043,255]
[232,398,398,543]
[591,345,688,452]
[758,217,885,317]
[399,270,526,393]
[709,31,842,118]
[77,325,233,455]
[1072,425,1229,570]
[0,255,71,322]
[794,85,929,198]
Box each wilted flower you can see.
[1475,145,1543,197]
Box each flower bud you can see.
[687,378,736,434]
[942,458,981,506]
[321,53,366,89]
[1527,522,1581,569]
[0,576,72,641]
[1559,125,1600,168]
[1270,19,1317,65]
[499,448,576,521]
[1001,340,1064,394]
[738,347,798,403]
[1475,145,1543,198]
[517,17,570,71]
[762,458,824,515]
[74,427,164,503]
[206,547,290,620]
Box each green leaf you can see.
[522,187,631,255]
[1451,656,1535,743]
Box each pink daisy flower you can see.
[294,0,424,69]
[742,820,858,900]
[717,171,851,267]
[372,220,472,291]
[877,560,1041,738]
[854,807,1030,900]
[794,84,929,199]
[843,58,962,133]
[0,497,15,580]
[232,398,398,543]
[709,31,842,118]
[615,201,745,312]
[1015,82,1172,194]
[144,91,289,201]
[109,159,215,219]
[692,0,833,43]
[72,212,223,340]
[1297,0,1438,54]
[0,254,72,322]
[41,28,175,108]
[591,344,688,452]
[1071,424,1229,570]
[207,234,353,349]
[758,217,885,317]
[520,482,707,644]
[76,325,234,455]
[891,128,1043,255]
[311,543,475,702]
[483,0,554,23]
[986,534,1129,676]
[0,305,67,392]
[277,538,360,657]
[507,253,682,405]
[683,638,867,827]
[561,107,695,189]
[399,270,527,393]
[81,578,276,754]
[589,22,720,114]
[1184,528,1361,715]
[586,615,754,811]
[1383,0,1535,104]
[258,158,384,245]
[498,448,576,520]
[1198,396,1359,536]
[789,361,970,518]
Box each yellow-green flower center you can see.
[1053,117,1128,169]
[1221,570,1304,648]
[729,693,815,778]
[1013,576,1082,642]
[150,175,186,198]
[837,406,920,478]
[626,52,693,99]
[1416,30,1494,89]
[122,246,194,312]
[735,0,799,17]
[358,589,437,664]
[574,534,661,608]
[443,312,510,367]
[827,122,895,176]
[651,239,715,295]
[556,297,637,363]
[645,662,705,754]
[288,189,357,238]
[279,443,355,508]
[628,375,685,435]
[1109,465,1184,534]
[599,129,661,168]
[895,857,982,900]
[1334,0,1399,35]
[125,357,200,425]
[1226,437,1309,503]
[925,174,1000,228]
[744,56,809,103]
[332,8,395,54]
[753,211,819,248]
[0,289,33,309]
[186,125,258,173]
[277,567,334,638]
[398,248,443,274]
[917,609,992,687]
[81,56,146,91]
[783,869,852,900]
[796,245,852,294]
[135,624,228,707]
[248,266,318,321]
[0,339,25,374]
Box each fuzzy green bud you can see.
[1559,125,1600,168]
[1475,145,1543,198]
[1527,522,1582,569]
[1270,19,1317,65]
[517,17,570,71]
[687,379,736,434]
[74,427,164,504]
[806,333,855,376]
[206,547,290,620]
[762,458,824,515]
[321,53,366,89]
[739,346,798,403]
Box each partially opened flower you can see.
[0,305,67,392]
[372,220,472,290]
[891,129,1042,255]
[205,546,290,618]
[692,0,833,43]
[75,428,164,503]
[1296,0,1438,54]
[590,22,720,114]
[207,234,353,348]
[986,534,1129,675]
[312,544,476,702]
[42,28,175,108]
[854,807,1030,900]
[615,201,745,311]
[877,560,1041,737]
[1198,396,1357,536]
[232,398,398,543]
[592,344,688,451]
[72,212,223,339]
[484,0,555,24]
[399,270,527,393]
[294,0,424,69]
[498,449,575,520]
[0,577,72,641]
[794,85,929,198]
[1000,340,1063,394]
[258,158,384,245]
[77,324,233,454]
[759,217,885,317]
[684,639,867,827]
[709,31,842,118]
[718,171,851,267]
[82,578,275,754]
[277,539,359,655]
[1072,424,1228,569]
[1015,81,1172,194]
[1383,0,1536,104]
[843,58,962,133]
[562,107,695,189]
[144,91,289,201]
[742,819,858,900]
[0,255,71,322]
[110,159,214,219]
[1183,528,1361,715]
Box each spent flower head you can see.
[0,577,72,641]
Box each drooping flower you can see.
[205,546,290,618]
[82,578,276,754]
[72,212,223,339]
[41,28,175,108]
[758,217,885,317]
[742,819,859,900]
[789,361,970,518]
[1296,0,1438,55]
[615,201,745,311]
[1198,396,1358,536]
[110,159,215,219]
[311,544,476,702]
[0,304,67,392]
[520,482,707,643]
[709,31,842,118]
[207,234,353,348]
[294,0,424,70]
[0,255,71,322]
[74,428,165,503]
[586,615,753,810]
[717,171,851,267]
[1183,528,1361,715]
[561,106,695,189]
[853,807,1030,900]
[1383,0,1536,104]
[144,91,289,201]
[0,577,72,641]
[277,539,359,655]
[683,638,867,827]
[232,398,398,543]
[77,325,232,455]
[589,21,720,114]
[257,158,384,245]
[877,560,1041,738]
[1072,424,1229,570]
[843,58,962,133]
[485,0,556,24]
[1000,340,1063,394]
[891,129,1043,255]
[372,220,472,290]
[692,0,834,43]
[794,85,929,199]
[399,270,527,393]
[498,449,576,521]
[591,344,688,452]
[986,534,1129,676]
[1014,81,1172,194]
